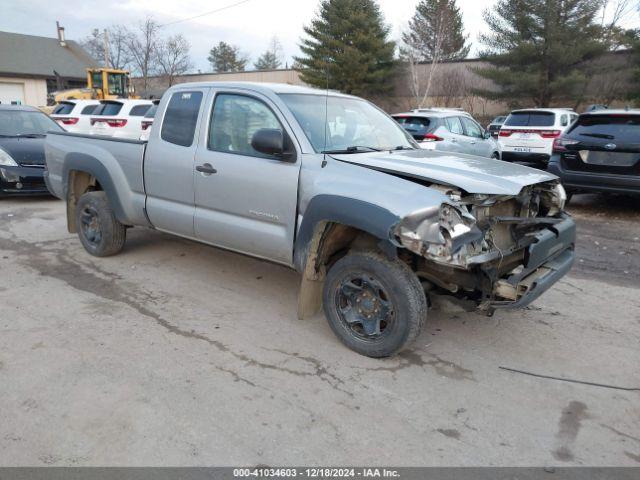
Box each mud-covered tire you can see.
[322,250,427,358]
[75,191,126,257]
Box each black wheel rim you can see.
[80,206,102,246]
[334,273,395,341]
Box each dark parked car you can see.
[487,115,506,138]
[548,109,640,196]
[0,105,63,196]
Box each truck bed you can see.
[44,131,150,227]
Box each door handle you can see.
[196,163,217,175]
[451,138,457,142]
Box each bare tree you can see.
[401,8,447,108]
[254,36,283,70]
[156,34,192,86]
[127,17,161,96]
[80,25,132,70]
[107,25,133,70]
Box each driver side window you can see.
[445,116,464,135]
[208,93,283,159]
[461,117,483,138]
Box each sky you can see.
[1,0,639,73]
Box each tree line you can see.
[82,0,639,106]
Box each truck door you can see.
[144,87,209,236]
[193,90,301,265]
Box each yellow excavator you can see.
[50,67,137,104]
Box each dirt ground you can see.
[0,194,638,466]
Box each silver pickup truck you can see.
[45,82,575,357]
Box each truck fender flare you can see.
[293,194,400,273]
[293,195,402,320]
[62,153,127,224]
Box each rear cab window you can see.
[568,114,640,142]
[505,111,555,127]
[161,91,204,147]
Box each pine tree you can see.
[475,0,607,107]
[402,0,469,62]
[294,0,396,96]
[254,37,283,70]
[207,41,247,73]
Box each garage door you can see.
[0,82,25,105]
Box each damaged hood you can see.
[330,149,557,195]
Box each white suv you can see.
[89,99,154,139]
[50,100,100,133]
[499,108,578,165]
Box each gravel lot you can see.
[0,194,638,466]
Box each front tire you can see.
[75,191,126,257]
[322,251,427,357]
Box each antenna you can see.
[322,56,330,156]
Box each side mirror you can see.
[483,130,492,139]
[251,128,284,157]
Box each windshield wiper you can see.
[581,133,614,139]
[322,145,382,154]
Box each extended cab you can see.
[45,82,575,357]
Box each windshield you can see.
[0,110,63,136]
[279,94,415,152]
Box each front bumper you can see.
[0,164,51,196]
[548,155,640,195]
[490,214,576,309]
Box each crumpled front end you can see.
[393,181,575,309]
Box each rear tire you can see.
[491,152,500,159]
[322,250,427,358]
[75,191,126,257]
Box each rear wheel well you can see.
[66,170,103,233]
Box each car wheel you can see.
[322,250,427,357]
[75,191,126,257]
[491,152,500,159]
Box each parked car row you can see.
[51,98,155,140]
[392,108,500,159]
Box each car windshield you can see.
[279,94,415,152]
[570,115,640,142]
[505,111,555,127]
[0,110,64,136]
[492,116,506,124]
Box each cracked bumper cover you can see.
[490,214,576,309]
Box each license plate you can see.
[514,147,532,153]
[579,150,638,166]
